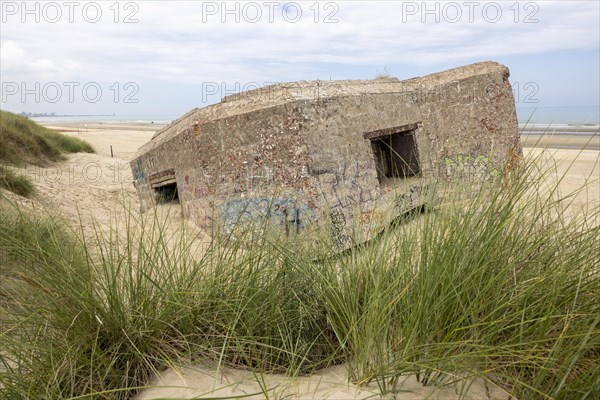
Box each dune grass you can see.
[0,110,94,197]
[0,110,94,166]
[0,165,35,197]
[0,150,599,399]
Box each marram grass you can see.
[0,149,599,399]
[0,165,35,198]
[0,110,94,167]
[0,109,95,198]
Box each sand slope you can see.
[2,124,598,399]
[136,363,507,400]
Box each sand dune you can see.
[4,123,597,399]
[136,363,508,400]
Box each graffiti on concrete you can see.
[442,154,500,181]
[221,197,313,235]
[330,208,351,248]
[395,184,426,212]
[133,159,145,183]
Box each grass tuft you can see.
[0,165,35,197]
[0,148,599,399]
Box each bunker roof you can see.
[136,61,507,157]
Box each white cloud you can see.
[1,1,598,113]
[2,1,598,82]
[0,41,27,72]
[1,40,81,79]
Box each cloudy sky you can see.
[1,1,598,120]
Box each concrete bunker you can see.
[131,61,521,248]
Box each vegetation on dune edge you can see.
[0,109,95,197]
[0,150,599,399]
[0,165,36,198]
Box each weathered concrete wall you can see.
[181,102,316,234]
[295,91,424,245]
[131,61,520,247]
[411,62,521,179]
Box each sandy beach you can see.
[45,122,166,160]
[520,133,600,150]
[5,122,598,399]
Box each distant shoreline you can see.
[25,114,116,118]
[520,124,599,135]
[39,121,599,151]
[31,116,176,125]
[520,134,599,150]
[42,121,165,133]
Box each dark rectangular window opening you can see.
[371,130,421,184]
[154,182,179,204]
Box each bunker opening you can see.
[149,168,179,204]
[154,182,179,204]
[365,123,421,185]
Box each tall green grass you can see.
[0,150,598,399]
[0,110,94,197]
[318,166,599,398]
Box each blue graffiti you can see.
[221,198,314,235]
[133,159,145,182]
